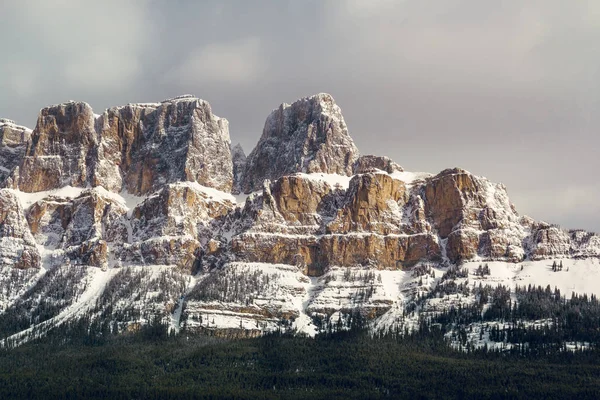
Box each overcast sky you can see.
[1,0,598,231]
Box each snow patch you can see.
[171,181,236,204]
[9,186,87,210]
[294,173,353,190]
[389,170,432,185]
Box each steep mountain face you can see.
[230,143,247,194]
[240,93,359,193]
[0,190,40,269]
[7,96,233,194]
[94,96,232,195]
[0,93,599,345]
[15,102,96,192]
[0,119,31,185]
[353,155,403,174]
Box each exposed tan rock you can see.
[353,155,403,174]
[232,232,441,276]
[529,224,571,259]
[319,233,441,270]
[0,189,40,269]
[231,233,319,273]
[95,97,233,195]
[26,189,127,252]
[25,188,127,269]
[109,182,237,271]
[446,229,480,263]
[11,97,233,195]
[328,173,406,235]
[18,102,96,192]
[424,168,484,238]
[270,175,333,226]
[131,182,235,242]
[241,93,359,193]
[67,239,108,268]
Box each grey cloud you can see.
[0,0,598,231]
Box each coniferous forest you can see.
[2,324,600,399]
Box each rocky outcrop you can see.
[231,172,440,274]
[270,175,335,226]
[353,155,403,174]
[318,233,441,270]
[422,168,530,263]
[130,182,235,242]
[424,168,485,238]
[328,173,406,235]
[26,187,127,268]
[241,93,359,193]
[16,102,96,192]
[117,182,236,272]
[528,223,571,260]
[0,189,40,269]
[0,119,31,185]
[95,96,233,195]
[231,143,246,194]
[232,231,442,276]
[25,181,237,271]
[10,96,233,195]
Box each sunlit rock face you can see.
[241,93,359,193]
[16,101,97,192]
[11,96,233,195]
[94,96,233,195]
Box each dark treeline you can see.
[1,327,600,399]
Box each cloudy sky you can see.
[1,0,598,231]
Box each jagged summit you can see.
[117,95,205,109]
[231,143,247,194]
[240,93,360,193]
[5,96,233,195]
[231,142,245,155]
[353,155,404,174]
[0,118,31,131]
[162,94,198,102]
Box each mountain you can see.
[240,93,359,193]
[0,93,598,346]
[11,96,232,194]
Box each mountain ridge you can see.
[0,93,598,344]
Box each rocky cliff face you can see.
[0,190,40,269]
[15,102,97,192]
[94,96,233,195]
[0,93,599,343]
[231,143,246,194]
[240,93,359,193]
[353,155,403,174]
[0,119,31,185]
[7,96,233,195]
